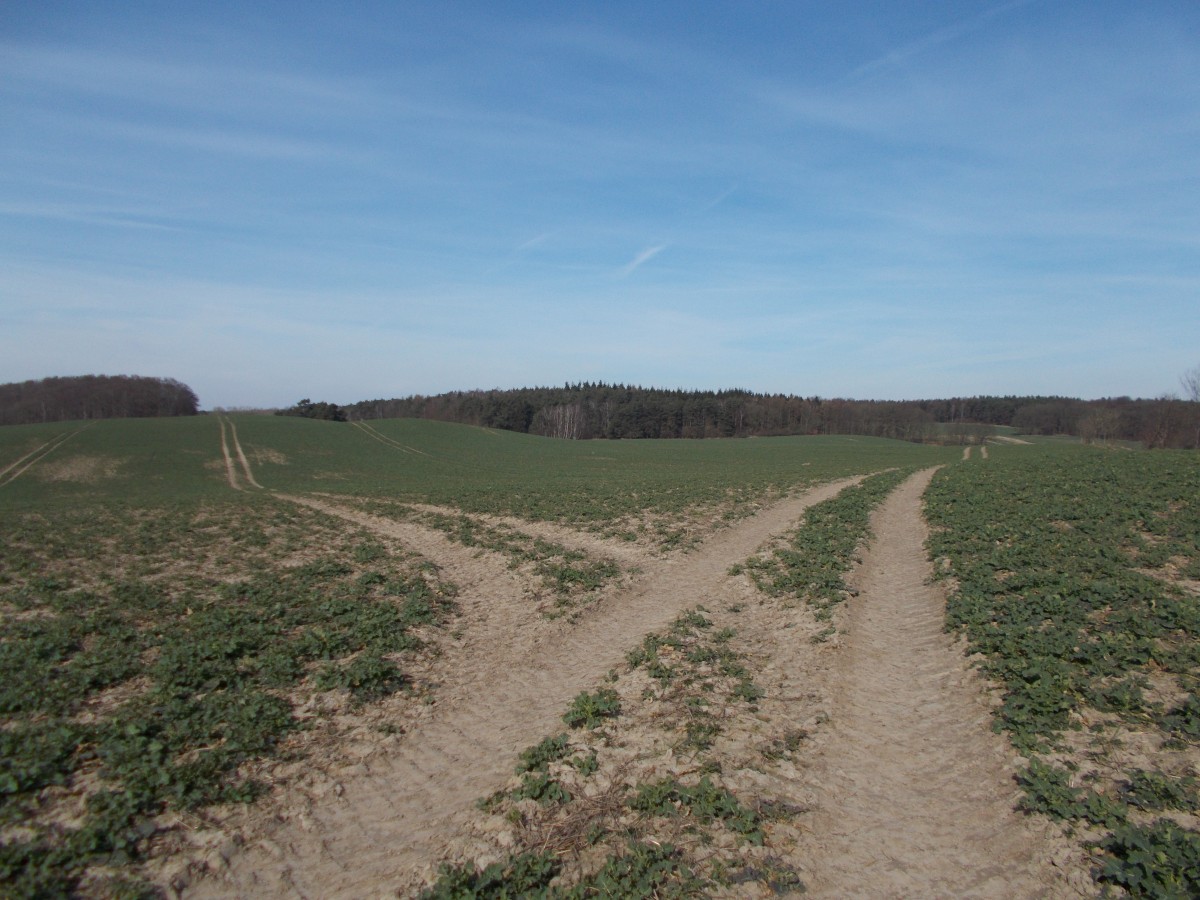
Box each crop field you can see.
[0,416,1197,897]
[926,444,1200,896]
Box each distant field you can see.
[925,442,1200,894]
[1,417,1196,896]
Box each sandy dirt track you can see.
[218,416,263,491]
[226,419,263,489]
[188,478,862,898]
[183,469,1095,898]
[793,468,1088,898]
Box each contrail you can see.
[618,243,667,277]
[849,0,1036,80]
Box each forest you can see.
[4,375,1198,449]
[344,384,1200,448]
[0,375,199,425]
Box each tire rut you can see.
[217,417,242,491]
[400,501,652,567]
[218,416,263,491]
[0,425,89,487]
[187,477,862,899]
[794,468,1086,898]
[278,494,527,594]
[227,419,263,489]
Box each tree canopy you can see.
[276,398,347,422]
[0,375,199,425]
[341,383,1199,449]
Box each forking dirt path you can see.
[188,477,864,899]
[793,468,1087,898]
[186,468,1090,898]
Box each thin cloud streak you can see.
[847,0,1038,80]
[516,232,555,252]
[695,184,738,214]
[617,244,668,278]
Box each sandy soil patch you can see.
[35,455,125,483]
[990,435,1033,445]
[249,447,288,465]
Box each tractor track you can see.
[0,425,90,488]
[185,478,862,899]
[217,415,262,491]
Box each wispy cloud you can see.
[0,201,185,231]
[79,119,363,164]
[516,232,555,252]
[695,184,738,214]
[617,244,667,278]
[848,0,1037,80]
[3,3,1196,404]
[0,43,369,117]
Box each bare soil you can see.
[170,470,1093,898]
[217,416,263,491]
[34,454,125,483]
[226,419,263,489]
[217,418,241,491]
[792,469,1090,897]
[179,478,861,898]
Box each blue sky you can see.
[3,1,1198,408]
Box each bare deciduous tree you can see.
[1182,365,1200,448]
[1182,364,1200,403]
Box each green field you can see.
[926,443,1200,895]
[2,416,1198,896]
[0,413,951,509]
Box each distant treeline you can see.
[276,398,348,422]
[0,375,199,425]
[344,384,1200,448]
